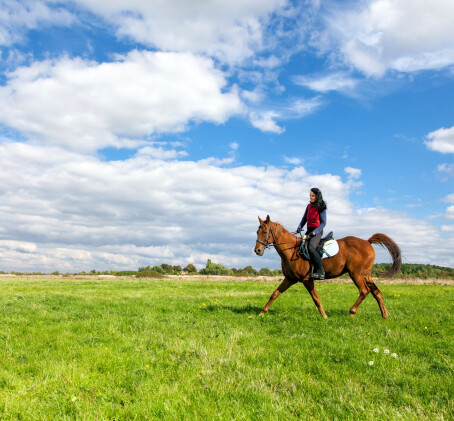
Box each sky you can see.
[0,0,453,273]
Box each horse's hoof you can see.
[258,311,265,317]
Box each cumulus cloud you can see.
[425,126,454,154]
[0,142,452,272]
[0,51,243,152]
[65,0,288,64]
[322,0,454,76]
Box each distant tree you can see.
[172,265,182,273]
[199,259,231,276]
[161,264,174,274]
[242,266,258,275]
[259,267,273,276]
[184,264,197,273]
[151,265,166,275]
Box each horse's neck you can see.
[272,223,298,259]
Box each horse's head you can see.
[254,215,275,256]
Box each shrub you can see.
[136,270,165,278]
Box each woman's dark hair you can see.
[311,187,327,212]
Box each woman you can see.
[296,188,327,279]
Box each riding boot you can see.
[308,245,325,280]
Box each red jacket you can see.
[297,203,327,235]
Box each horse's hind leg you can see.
[259,277,295,316]
[366,274,389,319]
[349,272,370,316]
[303,279,328,319]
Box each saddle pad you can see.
[322,239,339,259]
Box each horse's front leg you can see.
[259,277,295,316]
[303,279,328,319]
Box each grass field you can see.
[0,276,452,420]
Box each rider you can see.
[296,187,327,280]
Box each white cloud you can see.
[248,97,322,134]
[249,111,284,134]
[345,167,363,190]
[0,51,243,152]
[0,142,453,272]
[283,156,301,165]
[323,0,454,76]
[425,126,454,154]
[0,0,74,46]
[345,167,361,179]
[445,206,454,220]
[67,0,288,64]
[437,163,454,181]
[294,72,358,93]
[443,194,454,220]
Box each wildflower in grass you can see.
[71,396,77,402]
[368,361,374,366]
[384,349,390,354]
[391,353,398,358]
[373,347,379,353]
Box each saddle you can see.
[316,231,334,255]
[300,231,339,260]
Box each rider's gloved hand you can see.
[296,227,301,234]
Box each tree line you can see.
[3,261,452,279]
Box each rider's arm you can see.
[297,206,309,231]
[313,209,326,235]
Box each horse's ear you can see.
[258,216,263,224]
[265,215,270,223]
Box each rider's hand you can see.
[296,227,301,234]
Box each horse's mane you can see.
[271,220,297,239]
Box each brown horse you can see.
[254,215,401,318]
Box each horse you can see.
[254,215,402,319]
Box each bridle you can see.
[257,224,300,250]
[256,225,275,249]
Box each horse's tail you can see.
[368,234,402,278]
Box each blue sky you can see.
[0,0,453,272]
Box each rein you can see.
[257,226,299,250]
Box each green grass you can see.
[0,277,452,420]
